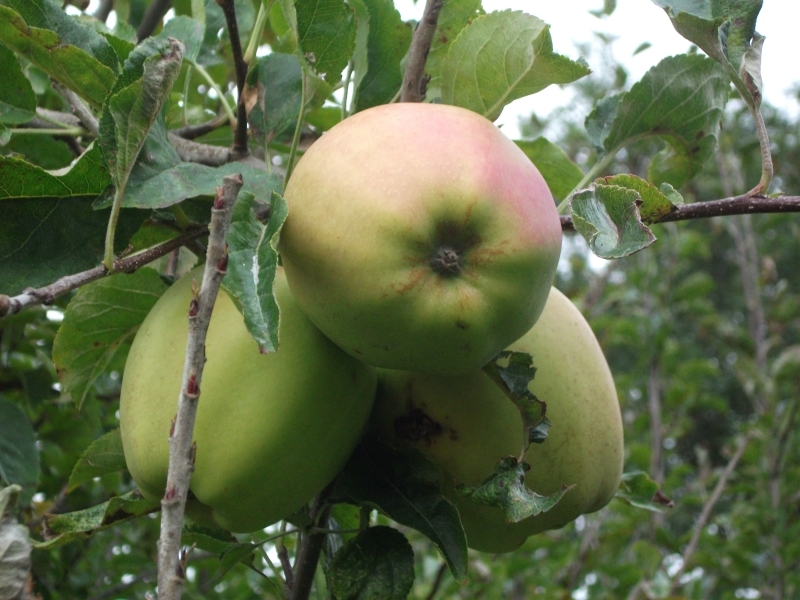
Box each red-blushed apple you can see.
[279,103,562,375]
[369,287,623,553]
[119,266,377,533]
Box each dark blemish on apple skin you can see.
[456,319,467,330]
[353,348,363,355]
[394,408,443,445]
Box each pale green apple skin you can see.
[280,103,562,375]
[120,267,377,533]
[369,288,623,553]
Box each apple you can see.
[369,287,623,553]
[119,266,377,533]
[279,103,562,375]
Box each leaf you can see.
[584,53,728,187]
[0,198,145,296]
[0,44,35,125]
[295,0,357,83]
[456,457,571,523]
[482,351,548,449]
[120,161,283,209]
[353,0,412,112]
[441,11,589,120]
[424,0,483,100]
[51,269,168,409]
[650,0,762,72]
[328,526,415,600]
[222,192,288,353]
[335,437,468,583]
[570,184,656,259]
[68,429,127,492]
[0,143,110,200]
[217,542,257,579]
[0,485,32,600]
[515,137,583,202]
[181,524,239,556]
[244,52,303,145]
[98,37,184,194]
[616,470,674,513]
[158,15,203,63]
[596,174,678,223]
[0,4,116,107]
[2,0,119,71]
[0,398,39,503]
[34,489,160,549]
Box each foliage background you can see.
[0,0,798,599]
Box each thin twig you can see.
[93,0,114,23]
[559,194,800,230]
[216,0,250,158]
[289,483,336,600]
[167,132,267,170]
[400,0,443,103]
[172,114,230,140]
[0,226,208,317]
[156,175,241,600]
[425,562,448,600]
[51,80,100,136]
[137,0,173,41]
[668,432,753,593]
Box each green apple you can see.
[120,266,377,533]
[369,287,623,553]
[279,103,562,375]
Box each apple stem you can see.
[156,175,243,600]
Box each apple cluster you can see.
[119,103,623,552]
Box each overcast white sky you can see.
[395,0,800,137]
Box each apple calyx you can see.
[429,245,463,276]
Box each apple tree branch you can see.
[156,174,242,600]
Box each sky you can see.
[395,0,800,137]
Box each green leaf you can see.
[181,523,239,556]
[295,0,357,83]
[34,489,160,549]
[2,0,119,71]
[335,437,468,583]
[615,470,674,513]
[0,4,116,107]
[217,542,257,579]
[570,184,656,259]
[0,398,39,503]
[650,0,762,72]
[515,137,583,202]
[353,0,412,112]
[0,44,35,125]
[456,457,571,523]
[68,429,127,492]
[482,351,548,449]
[120,162,283,209]
[222,191,288,353]
[584,54,728,187]
[0,485,31,600]
[328,526,415,600]
[424,0,483,101]
[51,269,168,409]
[158,15,204,63]
[0,143,110,200]
[0,198,145,296]
[596,174,678,223]
[99,37,184,194]
[441,11,590,120]
[244,53,303,145]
